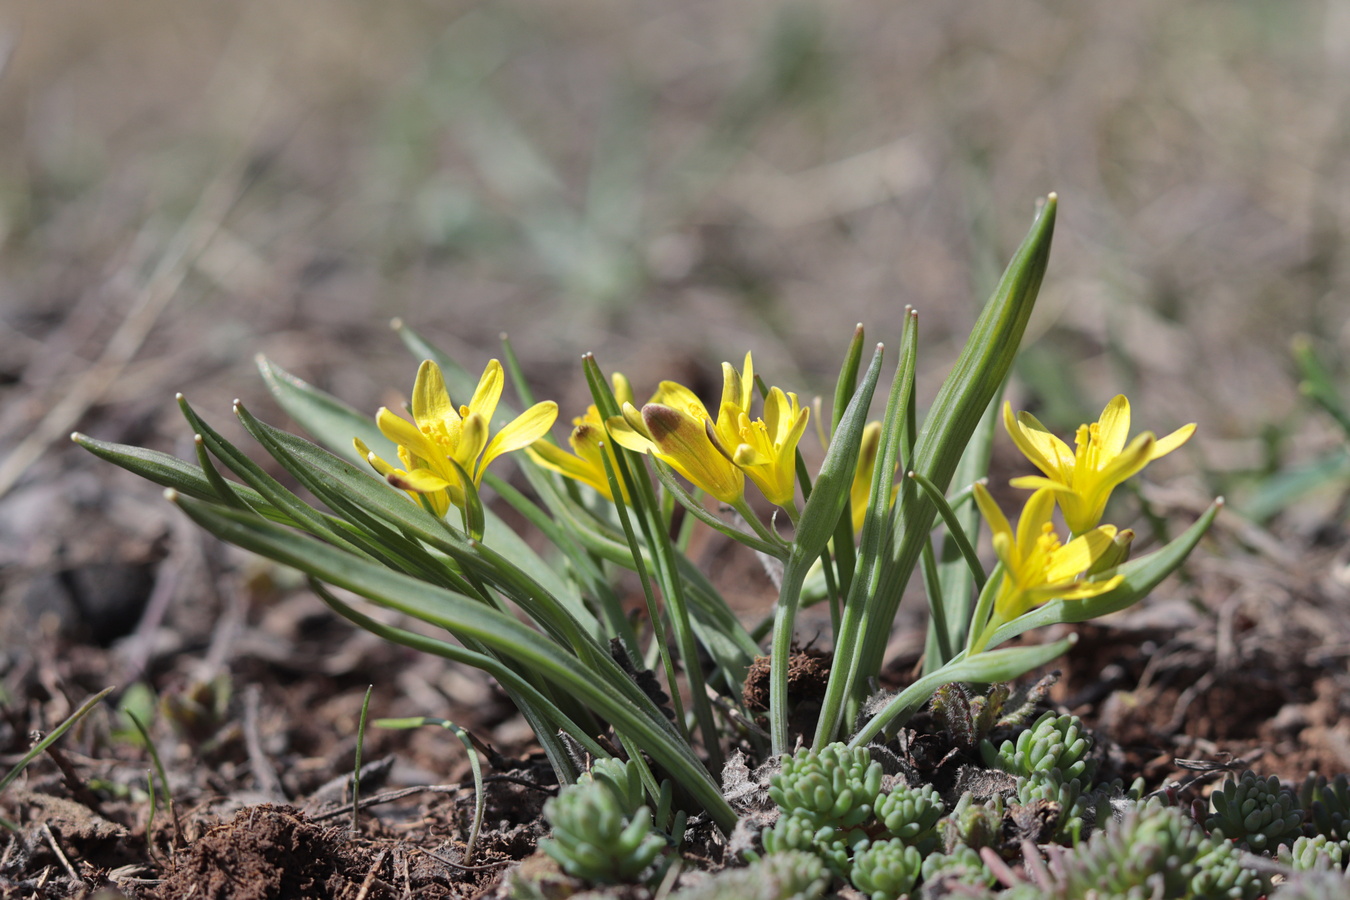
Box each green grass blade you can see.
[166,494,733,830]
[847,634,1076,747]
[854,194,1057,699]
[770,342,884,755]
[0,687,115,797]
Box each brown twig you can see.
[41,823,82,887]
[242,685,286,801]
[353,849,388,900]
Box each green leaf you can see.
[72,433,291,524]
[167,493,735,831]
[855,194,1058,700]
[848,635,1076,747]
[770,341,885,755]
[257,355,395,465]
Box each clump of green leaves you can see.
[849,838,923,900]
[670,851,831,900]
[1015,802,1270,900]
[874,782,944,850]
[539,758,670,884]
[1206,770,1304,853]
[1280,835,1350,873]
[983,710,1097,784]
[1302,774,1350,842]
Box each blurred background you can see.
[1,0,1347,730]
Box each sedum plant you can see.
[1206,770,1305,853]
[74,194,1218,845]
[539,757,671,883]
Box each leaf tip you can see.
[163,488,179,502]
[390,317,404,331]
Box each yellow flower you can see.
[849,421,883,533]
[356,359,557,517]
[973,484,1124,625]
[606,355,753,505]
[527,374,635,502]
[1003,395,1196,534]
[728,386,809,509]
[606,398,745,505]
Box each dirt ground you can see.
[2,2,1348,897]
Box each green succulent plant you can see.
[768,743,884,830]
[1301,774,1350,842]
[1279,834,1350,873]
[760,810,864,877]
[670,850,831,900]
[539,758,668,883]
[983,710,1097,783]
[874,782,944,849]
[920,843,995,891]
[1275,870,1350,900]
[1045,801,1269,900]
[849,838,923,900]
[1206,770,1304,853]
[940,792,1005,853]
[1015,768,1093,842]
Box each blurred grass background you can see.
[1,0,1347,532]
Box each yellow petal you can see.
[1008,475,1074,493]
[480,401,559,473]
[1014,489,1057,563]
[354,438,395,477]
[653,381,711,420]
[1095,395,1132,457]
[376,408,437,459]
[643,403,743,503]
[457,412,490,471]
[1004,404,1073,480]
[412,360,455,426]
[1044,525,1117,583]
[388,467,455,494]
[1150,422,1196,460]
[612,373,635,409]
[467,359,505,422]
[974,483,1013,545]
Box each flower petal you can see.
[481,401,559,473]
[1149,422,1196,461]
[388,466,455,494]
[1015,489,1057,563]
[412,360,456,427]
[1044,525,1117,583]
[376,407,437,460]
[1095,395,1132,457]
[467,359,505,423]
[1004,403,1073,480]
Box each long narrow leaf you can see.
[854,195,1057,699]
[847,635,1076,747]
[168,492,735,830]
[770,343,884,755]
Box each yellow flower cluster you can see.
[533,353,810,514]
[975,395,1194,635]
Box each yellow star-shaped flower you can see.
[356,359,557,517]
[1003,395,1195,534]
[974,484,1123,625]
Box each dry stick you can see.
[353,849,388,900]
[242,685,286,801]
[0,155,244,501]
[41,823,82,886]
